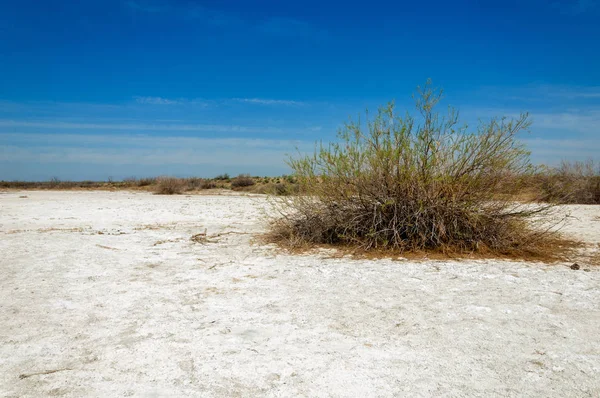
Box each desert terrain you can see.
[1,190,599,397]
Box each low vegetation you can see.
[537,160,600,204]
[154,176,185,195]
[268,81,565,256]
[231,174,256,189]
[1,175,298,195]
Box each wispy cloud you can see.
[132,96,305,107]
[0,119,300,134]
[529,109,600,134]
[523,137,600,163]
[529,84,600,100]
[460,106,600,136]
[134,96,180,105]
[0,132,312,175]
[474,84,600,102]
[233,98,305,106]
[0,132,304,150]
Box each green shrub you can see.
[270,81,555,254]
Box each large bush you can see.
[270,82,554,254]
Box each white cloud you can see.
[459,106,600,135]
[522,137,600,164]
[474,84,600,102]
[134,96,180,105]
[0,119,301,134]
[131,96,305,107]
[0,133,312,168]
[0,132,304,149]
[527,84,600,100]
[233,98,305,106]
[529,109,600,134]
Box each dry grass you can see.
[231,174,256,189]
[154,176,185,195]
[262,228,583,263]
[579,243,600,266]
[250,182,299,195]
[536,160,600,204]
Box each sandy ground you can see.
[1,190,599,397]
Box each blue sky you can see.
[1,0,599,180]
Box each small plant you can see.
[137,177,156,187]
[185,177,204,190]
[273,182,299,196]
[199,179,217,189]
[49,177,61,188]
[155,176,184,195]
[269,81,559,256]
[214,173,230,181]
[231,174,256,188]
[123,177,138,186]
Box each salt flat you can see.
[1,190,599,397]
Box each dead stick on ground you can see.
[19,368,72,379]
[214,231,252,236]
[96,244,119,250]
